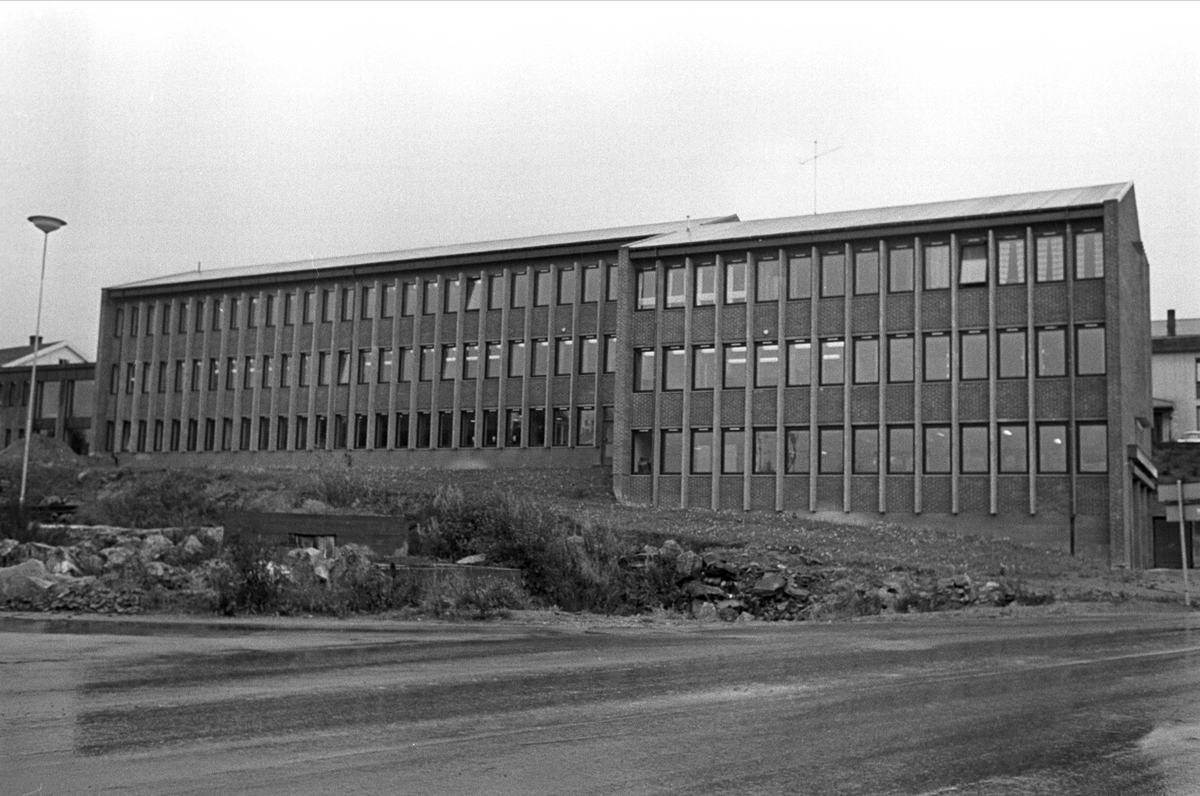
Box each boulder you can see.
[0,539,19,561]
[702,554,739,580]
[658,539,684,565]
[683,580,726,599]
[692,601,718,622]
[139,533,173,562]
[750,572,787,597]
[180,535,206,560]
[456,553,487,565]
[715,599,744,622]
[199,527,224,546]
[0,559,58,600]
[101,546,135,569]
[674,550,703,581]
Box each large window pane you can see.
[755,343,780,387]
[724,344,747,388]
[756,258,780,302]
[961,425,988,473]
[853,428,879,473]
[631,430,653,474]
[1036,235,1064,282]
[819,428,844,474]
[785,428,810,473]
[534,270,552,306]
[925,334,950,381]
[511,271,528,308]
[463,343,480,379]
[888,427,914,473]
[582,266,600,303]
[576,407,594,446]
[1037,328,1066,376]
[787,342,811,386]
[725,261,747,304]
[1076,326,1106,375]
[661,430,682,474]
[1078,423,1107,472]
[580,337,598,374]
[1038,424,1068,472]
[694,263,716,306]
[508,341,526,377]
[889,336,914,382]
[960,332,988,380]
[998,330,1026,378]
[787,253,811,299]
[635,349,656,392]
[821,251,845,297]
[665,266,686,309]
[821,340,845,385]
[924,426,951,473]
[637,269,656,310]
[722,429,744,474]
[754,429,777,474]
[998,238,1025,285]
[693,346,717,389]
[532,340,549,376]
[692,429,713,474]
[889,247,914,293]
[854,338,878,384]
[999,424,1027,473]
[663,348,686,390]
[555,338,574,376]
[924,244,950,290]
[854,250,879,295]
[1075,231,1104,280]
[959,243,987,285]
[489,274,505,309]
[557,268,576,305]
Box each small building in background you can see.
[0,336,95,454]
[1151,310,1200,443]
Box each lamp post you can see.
[19,215,67,509]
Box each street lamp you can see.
[19,215,67,509]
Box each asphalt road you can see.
[3,611,1200,796]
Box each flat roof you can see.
[111,216,737,291]
[627,182,1132,251]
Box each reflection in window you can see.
[853,428,879,473]
[1075,231,1104,279]
[819,428,844,474]
[998,330,1026,379]
[998,238,1025,285]
[888,427,914,473]
[722,429,745,473]
[854,338,878,384]
[787,253,812,299]
[821,251,845,297]
[1038,424,1067,472]
[534,270,552,306]
[889,247,914,293]
[785,428,809,473]
[787,342,811,386]
[755,343,780,388]
[634,349,656,392]
[756,258,780,302]
[821,340,845,385]
[1036,235,1064,282]
[665,266,685,309]
[960,243,987,285]
[1078,423,1107,472]
[960,332,988,380]
[961,425,988,473]
[663,348,686,391]
[754,429,777,474]
[694,263,716,306]
[999,424,1027,473]
[924,244,950,290]
[1076,325,1105,375]
[693,346,717,389]
[855,250,879,295]
[725,260,747,304]
[924,426,951,473]
[1037,328,1066,376]
[661,430,682,474]
[532,340,549,376]
[724,344,747,388]
[637,269,656,310]
[889,336,914,383]
[691,429,713,474]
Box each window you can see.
[221,418,233,451]
[488,274,505,310]
[295,416,308,449]
[414,412,431,448]
[854,249,879,295]
[443,277,460,313]
[557,268,576,305]
[888,427,914,473]
[423,280,438,314]
[694,262,716,306]
[187,419,199,451]
[959,242,987,286]
[1037,328,1066,376]
[173,360,184,392]
[631,430,653,474]
[276,417,287,451]
[463,343,480,379]
[437,411,453,448]
[208,358,219,391]
[532,339,549,376]
[722,429,745,473]
[337,350,351,385]
[401,282,417,315]
[243,356,255,389]
[206,419,218,452]
[998,237,1025,285]
[225,357,237,391]
[753,429,777,474]
[373,413,388,449]
[462,410,477,447]
[114,308,124,337]
[170,419,181,451]
[636,269,656,310]
[889,246,914,293]
[313,415,329,448]
[634,349,656,392]
[818,428,844,474]
[280,353,291,387]
[301,291,315,324]
[464,277,482,311]
[178,302,189,332]
[238,417,251,451]
[1038,424,1067,472]
[580,337,598,374]
[577,407,595,446]
[159,303,170,334]
[298,352,310,387]
[725,260,747,304]
[691,429,713,474]
[663,347,686,391]
[317,352,330,386]
[661,430,681,472]
[419,346,435,381]
[1036,234,1064,282]
[1076,325,1106,375]
[665,265,685,308]
[924,243,950,290]
[395,412,409,448]
[505,409,522,446]
[140,361,151,393]
[284,292,295,326]
[381,284,396,318]
[156,362,167,393]
[482,409,499,447]
[606,263,620,302]
[960,332,988,380]
[191,359,201,391]
[440,345,458,380]
[889,336,914,383]
[755,343,780,388]
[360,285,374,320]
[358,349,374,384]
[854,338,879,384]
[781,252,812,301]
[508,341,526,377]
[212,298,223,330]
[195,299,206,331]
[756,257,780,302]
[924,334,950,381]
[853,428,879,473]
[582,266,601,303]
[247,295,259,327]
[130,306,139,336]
[603,335,617,373]
[377,348,393,383]
[145,305,156,335]
[787,341,811,386]
[724,344,748,388]
[534,270,552,306]
[1075,231,1104,279]
[529,408,545,446]
[999,424,1027,473]
[398,347,413,382]
[785,428,809,473]
[821,250,845,297]
[961,425,988,473]
[1078,423,1107,472]
[924,426,951,473]
[555,339,573,376]
[820,340,845,385]
[511,271,528,308]
[485,342,502,378]
[997,330,1026,379]
[693,346,717,389]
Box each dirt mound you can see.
[0,434,85,467]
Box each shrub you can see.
[76,471,223,528]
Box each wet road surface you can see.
[3,612,1200,795]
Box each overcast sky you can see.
[1,1,1196,358]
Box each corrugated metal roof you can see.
[628,183,1132,250]
[112,216,737,290]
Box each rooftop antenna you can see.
[799,140,842,215]
[197,261,201,274]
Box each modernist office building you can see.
[94,184,1156,564]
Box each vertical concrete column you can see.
[521,266,533,448]
[807,245,819,512]
[914,236,924,515]
[842,242,852,513]
[268,288,283,450]
[305,286,320,450]
[949,234,960,514]
[681,257,694,509]
[567,261,581,452]
[1065,223,1078,536]
[743,251,754,512]
[651,258,664,507]
[387,278,401,451]
[878,239,888,514]
[367,278,381,449]
[710,254,724,512]
[613,249,634,501]
[451,270,466,448]
[346,281,360,450]
[774,248,786,512]
[1026,227,1036,515]
[988,230,998,515]
[404,280,419,451]
[474,272,487,449]
[498,268,511,449]
[430,276,444,449]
